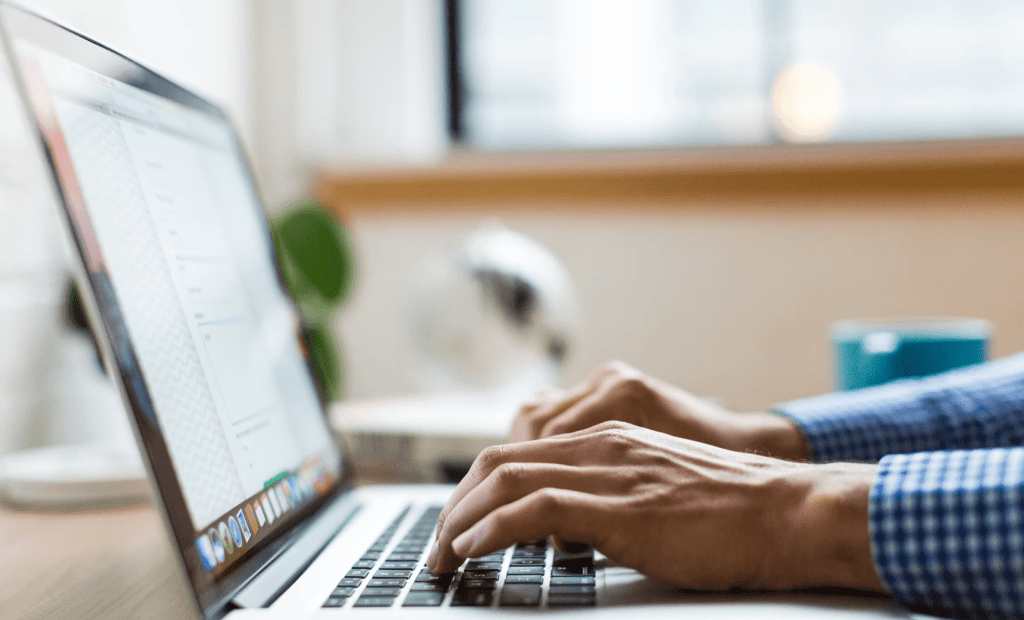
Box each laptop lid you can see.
[0,3,355,616]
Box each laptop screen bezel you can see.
[0,4,356,616]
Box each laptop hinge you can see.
[230,495,362,609]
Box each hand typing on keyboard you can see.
[427,420,885,593]
[511,361,809,459]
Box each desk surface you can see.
[0,502,194,620]
[1,500,929,620]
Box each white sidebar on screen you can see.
[32,46,336,529]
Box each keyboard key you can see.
[410,581,450,592]
[367,578,406,587]
[373,570,412,579]
[451,590,493,607]
[360,551,381,560]
[549,585,596,595]
[351,560,376,569]
[466,561,502,571]
[462,570,499,580]
[507,566,544,575]
[331,586,356,598]
[362,587,403,597]
[416,570,455,583]
[548,594,596,607]
[552,564,594,575]
[512,548,545,557]
[336,578,362,587]
[380,561,417,570]
[353,597,395,607]
[457,579,496,590]
[499,583,542,607]
[503,574,543,584]
[388,553,421,561]
[509,558,544,567]
[403,591,445,607]
[322,596,347,608]
[550,576,595,586]
[478,553,505,562]
[345,569,370,578]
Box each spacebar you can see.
[499,584,541,607]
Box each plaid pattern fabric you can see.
[872,449,1024,618]
[775,354,1024,618]
[776,353,1024,463]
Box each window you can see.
[454,0,1024,149]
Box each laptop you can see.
[0,4,914,618]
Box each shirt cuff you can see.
[772,380,938,463]
[869,449,1024,618]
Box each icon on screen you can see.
[267,489,281,518]
[196,534,216,570]
[209,527,226,564]
[237,509,252,542]
[277,484,290,511]
[219,522,234,555]
[245,504,259,535]
[254,501,266,528]
[273,484,287,512]
[228,516,244,548]
[261,492,275,524]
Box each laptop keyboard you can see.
[321,504,596,609]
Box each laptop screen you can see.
[1,2,346,599]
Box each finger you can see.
[518,387,563,415]
[451,488,610,560]
[537,384,622,439]
[513,364,625,441]
[431,463,631,573]
[434,423,634,554]
[512,382,599,442]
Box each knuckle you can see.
[492,462,524,488]
[614,374,651,399]
[592,420,634,432]
[476,444,508,472]
[531,487,564,516]
[594,427,636,455]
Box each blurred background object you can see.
[410,224,578,398]
[271,200,357,402]
[3,0,1024,472]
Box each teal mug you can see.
[831,317,990,391]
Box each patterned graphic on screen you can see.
[57,101,246,525]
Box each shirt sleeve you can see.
[871,448,1024,618]
[773,353,1024,463]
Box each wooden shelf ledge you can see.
[314,139,1024,216]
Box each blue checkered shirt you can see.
[776,353,1024,619]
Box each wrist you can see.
[734,412,811,461]
[770,463,884,592]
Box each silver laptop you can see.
[0,4,912,618]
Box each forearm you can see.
[775,353,1024,462]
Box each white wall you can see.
[337,195,1024,412]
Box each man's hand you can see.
[512,361,810,461]
[427,422,883,593]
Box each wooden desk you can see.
[0,502,195,620]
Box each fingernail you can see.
[452,529,477,557]
[426,540,439,569]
